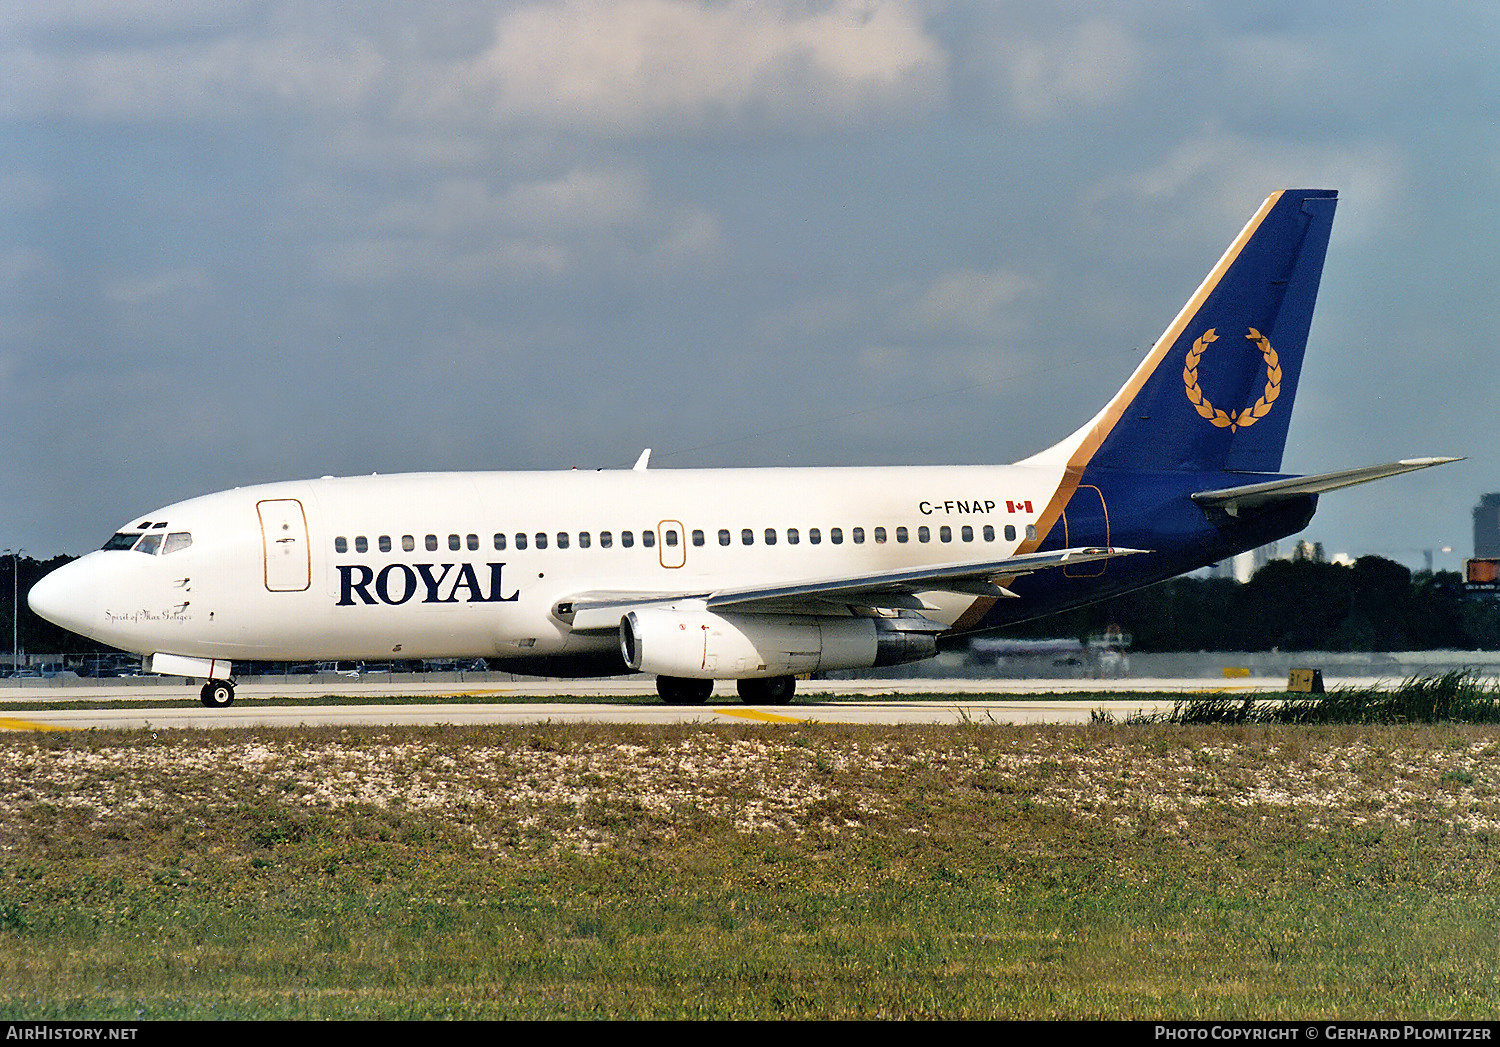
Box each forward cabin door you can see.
[258,498,311,592]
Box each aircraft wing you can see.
[1191,458,1462,517]
[556,545,1147,632]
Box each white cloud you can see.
[1082,129,1410,246]
[459,0,948,134]
[2,31,385,121]
[371,171,652,238]
[900,267,1039,339]
[104,268,211,305]
[317,167,722,284]
[314,235,572,286]
[1002,18,1141,123]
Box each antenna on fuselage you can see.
[632,448,651,471]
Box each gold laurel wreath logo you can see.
[1182,327,1282,431]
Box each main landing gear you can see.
[655,676,713,705]
[736,676,796,705]
[654,675,797,706]
[199,679,236,708]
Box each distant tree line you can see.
[998,556,1500,652]
[3,555,97,662]
[8,552,1500,664]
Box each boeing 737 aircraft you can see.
[29,189,1457,707]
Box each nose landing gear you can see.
[199,679,236,708]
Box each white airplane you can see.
[29,189,1457,707]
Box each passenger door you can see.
[657,520,686,569]
[1062,486,1109,578]
[258,498,311,592]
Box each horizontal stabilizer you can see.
[1191,457,1463,516]
[556,546,1147,631]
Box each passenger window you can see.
[961,525,973,542]
[719,529,731,546]
[494,533,507,550]
[557,533,569,549]
[939,526,951,543]
[403,535,415,552]
[426,535,439,551]
[984,525,995,542]
[163,532,193,555]
[691,530,704,547]
[600,531,613,548]
[764,528,776,546]
[622,531,634,548]
[379,536,392,553]
[355,536,368,553]
[897,526,908,543]
[467,534,479,551]
[742,529,754,546]
[874,527,886,543]
[515,533,528,550]
[535,533,548,550]
[852,527,865,544]
[809,528,821,545]
[1026,525,1037,541]
[787,528,799,545]
[449,534,461,551]
[642,531,655,548]
[335,537,348,554]
[1004,524,1016,542]
[579,532,591,548]
[830,528,843,545]
[918,526,930,543]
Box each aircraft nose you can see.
[28,557,100,639]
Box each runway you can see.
[0,673,1385,731]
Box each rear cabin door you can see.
[258,498,311,592]
[1062,485,1109,578]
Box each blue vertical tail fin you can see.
[1068,189,1337,475]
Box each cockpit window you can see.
[103,525,191,555]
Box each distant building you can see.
[1212,539,1328,582]
[1291,540,1325,563]
[1475,494,1500,558]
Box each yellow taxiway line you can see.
[0,716,74,732]
[713,707,812,724]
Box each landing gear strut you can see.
[199,679,236,708]
[736,676,796,705]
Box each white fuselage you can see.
[35,461,1065,668]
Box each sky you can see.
[2,0,1496,571]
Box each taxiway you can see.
[0,673,1395,730]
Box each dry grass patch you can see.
[3,722,1500,1018]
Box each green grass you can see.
[3,720,1500,1019]
[1169,670,1500,725]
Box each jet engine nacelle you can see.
[619,607,939,679]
